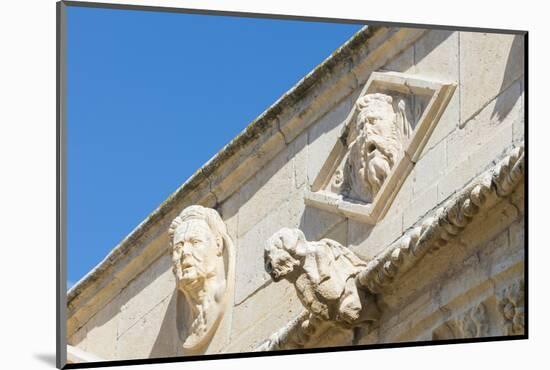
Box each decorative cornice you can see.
[256,142,525,351]
[356,143,524,294]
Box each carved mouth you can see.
[366,142,377,154]
[181,259,196,270]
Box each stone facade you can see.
[66,26,525,363]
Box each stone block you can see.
[219,190,240,244]
[410,30,460,157]
[115,294,178,360]
[420,89,459,158]
[403,183,438,230]
[412,140,446,196]
[460,32,524,124]
[117,253,175,337]
[437,261,491,313]
[384,167,414,222]
[81,294,122,360]
[381,44,414,73]
[227,279,303,353]
[234,191,306,305]
[289,131,308,191]
[447,80,521,167]
[306,95,353,187]
[212,131,287,204]
[237,144,293,237]
[478,227,517,280]
[324,220,348,246]
[349,213,403,261]
[415,30,459,81]
[437,156,475,203]
[301,202,344,242]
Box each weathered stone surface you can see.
[513,81,525,145]
[403,183,437,230]
[117,253,174,337]
[349,213,403,260]
[382,44,414,73]
[238,145,293,238]
[67,27,525,364]
[412,139,446,196]
[415,30,459,81]
[460,32,524,125]
[447,80,521,166]
[227,279,303,353]
[116,293,178,360]
[234,189,305,304]
[81,294,122,360]
[306,95,353,186]
[219,191,240,244]
[289,130,308,191]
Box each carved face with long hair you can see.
[171,218,223,291]
[169,205,234,351]
[346,93,411,202]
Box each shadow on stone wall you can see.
[149,292,180,358]
[491,34,524,122]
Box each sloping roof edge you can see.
[67,25,380,304]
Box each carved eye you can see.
[265,261,273,273]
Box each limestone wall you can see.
[67,27,525,362]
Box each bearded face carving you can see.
[341,93,412,203]
[169,205,234,352]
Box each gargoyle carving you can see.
[264,228,379,327]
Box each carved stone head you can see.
[345,93,411,202]
[264,228,305,282]
[169,205,234,351]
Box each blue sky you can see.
[66,5,363,287]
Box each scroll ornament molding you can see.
[355,143,524,295]
[305,71,457,224]
[257,142,524,351]
[169,205,235,352]
[433,303,489,340]
[497,279,525,335]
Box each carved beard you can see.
[348,132,399,202]
[364,143,393,195]
[177,256,226,350]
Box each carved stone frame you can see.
[304,71,456,224]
